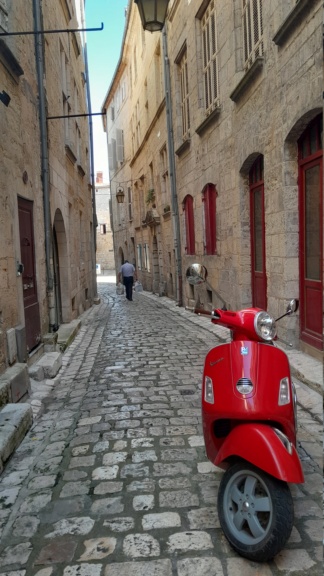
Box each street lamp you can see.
[116,186,125,204]
[134,0,170,32]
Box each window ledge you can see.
[77,164,85,177]
[273,0,318,46]
[65,144,77,164]
[196,106,221,136]
[175,138,191,156]
[230,57,264,103]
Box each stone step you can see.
[0,403,33,473]
[28,351,62,381]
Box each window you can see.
[242,0,263,71]
[202,1,219,114]
[137,244,142,270]
[179,49,190,139]
[108,138,117,172]
[134,46,137,83]
[135,100,141,148]
[100,224,107,235]
[202,184,217,254]
[128,187,133,221]
[144,243,150,272]
[60,45,70,144]
[183,195,195,255]
[116,129,124,163]
[160,144,169,205]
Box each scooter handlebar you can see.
[194,308,212,316]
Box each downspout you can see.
[32,0,56,329]
[80,0,98,301]
[162,26,182,306]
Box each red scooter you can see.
[186,265,304,562]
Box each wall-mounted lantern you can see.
[116,186,125,204]
[134,0,170,32]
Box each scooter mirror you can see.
[286,299,299,315]
[186,264,208,285]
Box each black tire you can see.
[217,461,294,562]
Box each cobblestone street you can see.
[0,278,322,576]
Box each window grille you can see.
[242,0,263,71]
[202,1,219,115]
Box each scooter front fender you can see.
[215,423,304,483]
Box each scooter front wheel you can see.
[217,461,294,562]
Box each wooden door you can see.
[250,156,267,309]
[18,197,41,352]
[298,116,323,350]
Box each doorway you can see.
[298,115,323,351]
[249,155,267,309]
[18,197,41,352]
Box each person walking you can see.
[118,260,136,301]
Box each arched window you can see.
[202,184,217,255]
[183,194,195,255]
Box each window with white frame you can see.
[128,187,133,221]
[143,243,150,272]
[179,49,190,139]
[202,1,219,114]
[242,0,263,71]
[137,244,142,270]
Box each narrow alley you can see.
[0,277,322,576]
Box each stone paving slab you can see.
[0,282,322,576]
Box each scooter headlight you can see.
[254,311,277,341]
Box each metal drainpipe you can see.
[162,27,182,306]
[32,0,56,329]
[80,1,98,300]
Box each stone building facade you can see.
[95,171,115,274]
[0,0,96,381]
[103,0,322,358]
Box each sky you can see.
[85,1,128,182]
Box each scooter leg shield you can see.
[214,423,304,484]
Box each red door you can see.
[298,116,323,350]
[18,197,41,352]
[250,156,267,309]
